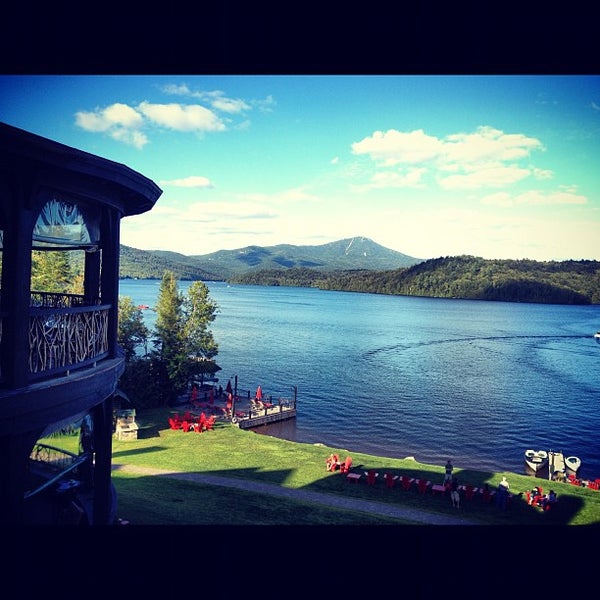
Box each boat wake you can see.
[363,334,588,358]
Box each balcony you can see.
[28,291,110,381]
[1,291,112,385]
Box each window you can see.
[32,198,99,250]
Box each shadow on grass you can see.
[113,445,171,458]
[299,463,587,526]
[110,461,589,526]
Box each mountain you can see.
[140,237,422,280]
[119,244,219,280]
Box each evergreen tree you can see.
[117,296,149,361]
[183,280,220,384]
[153,270,186,403]
[184,280,219,359]
[152,271,221,403]
[31,250,74,293]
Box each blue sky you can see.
[1,74,599,261]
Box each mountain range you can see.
[119,237,422,280]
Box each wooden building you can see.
[0,122,161,525]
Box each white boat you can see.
[594,331,600,342]
[524,449,549,473]
[565,455,581,475]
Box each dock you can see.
[235,402,297,429]
[182,379,298,430]
[548,451,565,480]
[231,384,297,430]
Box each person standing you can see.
[450,476,460,508]
[496,476,510,509]
[444,459,453,484]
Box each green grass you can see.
[51,406,600,526]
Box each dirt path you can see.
[112,463,478,525]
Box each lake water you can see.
[119,279,600,480]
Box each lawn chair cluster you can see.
[525,485,559,511]
[566,473,600,490]
[324,456,526,510]
[250,398,274,412]
[168,411,216,433]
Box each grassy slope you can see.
[52,406,600,527]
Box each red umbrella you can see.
[255,385,263,401]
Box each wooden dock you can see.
[235,403,297,429]
[548,451,565,480]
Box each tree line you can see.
[230,255,600,304]
[117,271,219,408]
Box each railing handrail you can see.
[28,304,111,379]
[25,443,88,500]
[29,303,111,315]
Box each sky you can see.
[1,74,599,261]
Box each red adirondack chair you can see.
[417,478,430,494]
[465,484,475,501]
[339,456,353,474]
[365,470,378,486]
[384,472,397,489]
[401,475,413,491]
[481,485,493,504]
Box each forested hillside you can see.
[230,256,600,305]
[119,245,218,280]
[119,237,421,280]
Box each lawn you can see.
[50,406,600,526]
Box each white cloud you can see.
[443,126,543,163]
[75,103,148,148]
[159,176,214,188]
[253,94,276,113]
[75,103,143,131]
[438,164,531,190]
[350,125,546,192]
[514,190,587,206]
[481,189,588,207]
[161,83,193,96]
[351,129,443,165]
[161,84,252,114]
[352,168,426,191]
[137,101,226,133]
[211,97,250,114]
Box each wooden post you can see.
[231,375,238,421]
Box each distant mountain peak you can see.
[120,237,423,281]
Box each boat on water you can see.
[565,455,582,475]
[594,331,600,342]
[524,449,549,473]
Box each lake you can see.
[119,279,600,480]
